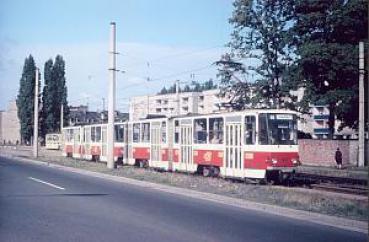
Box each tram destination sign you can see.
[275,114,293,120]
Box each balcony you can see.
[314,128,330,134]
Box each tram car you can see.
[62,109,299,182]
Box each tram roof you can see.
[169,109,298,120]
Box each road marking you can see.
[28,177,65,190]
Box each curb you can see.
[1,154,368,234]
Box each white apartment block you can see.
[129,89,229,121]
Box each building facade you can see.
[68,105,128,126]
[0,101,21,144]
[129,89,229,121]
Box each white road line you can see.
[28,177,65,190]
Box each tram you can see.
[62,109,299,182]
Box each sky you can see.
[0,0,234,112]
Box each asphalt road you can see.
[0,156,366,242]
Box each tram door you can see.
[102,126,107,158]
[225,122,243,177]
[73,128,80,157]
[85,127,91,158]
[150,122,161,165]
[127,123,133,165]
[180,124,193,171]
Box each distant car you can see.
[45,133,61,150]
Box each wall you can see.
[298,139,368,167]
[0,101,21,145]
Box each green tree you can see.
[219,0,293,109]
[289,0,368,136]
[158,87,168,94]
[216,53,252,109]
[16,55,39,144]
[183,85,191,92]
[202,79,217,91]
[40,55,69,137]
[41,59,54,137]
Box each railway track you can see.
[291,172,368,196]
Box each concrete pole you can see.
[33,68,39,158]
[176,80,180,116]
[60,104,64,132]
[358,42,365,167]
[107,22,116,169]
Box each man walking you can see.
[335,148,342,169]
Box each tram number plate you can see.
[245,152,254,160]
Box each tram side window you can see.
[209,118,223,144]
[91,127,96,142]
[115,125,124,142]
[174,120,179,144]
[194,118,207,144]
[66,129,74,142]
[259,114,269,145]
[133,123,140,143]
[245,116,256,145]
[95,126,101,142]
[161,121,166,143]
[75,130,80,142]
[141,123,150,143]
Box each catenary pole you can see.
[176,80,180,115]
[107,22,116,169]
[358,42,365,167]
[60,104,64,132]
[33,68,39,158]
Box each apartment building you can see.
[128,89,229,121]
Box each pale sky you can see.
[0,0,234,112]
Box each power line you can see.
[148,64,214,82]
[119,64,215,90]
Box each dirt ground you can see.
[1,145,367,222]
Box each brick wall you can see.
[298,139,368,167]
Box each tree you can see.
[202,79,217,90]
[40,55,69,137]
[219,0,293,109]
[159,87,168,94]
[41,59,54,137]
[216,53,253,109]
[16,55,39,144]
[289,0,368,136]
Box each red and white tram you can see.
[62,109,299,182]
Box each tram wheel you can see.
[203,167,211,177]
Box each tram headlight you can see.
[272,158,278,165]
[292,159,299,165]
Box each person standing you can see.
[335,148,342,169]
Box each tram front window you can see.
[258,113,297,145]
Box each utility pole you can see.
[176,80,180,116]
[33,68,39,158]
[107,22,117,169]
[358,42,365,167]
[101,98,105,122]
[60,104,64,132]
